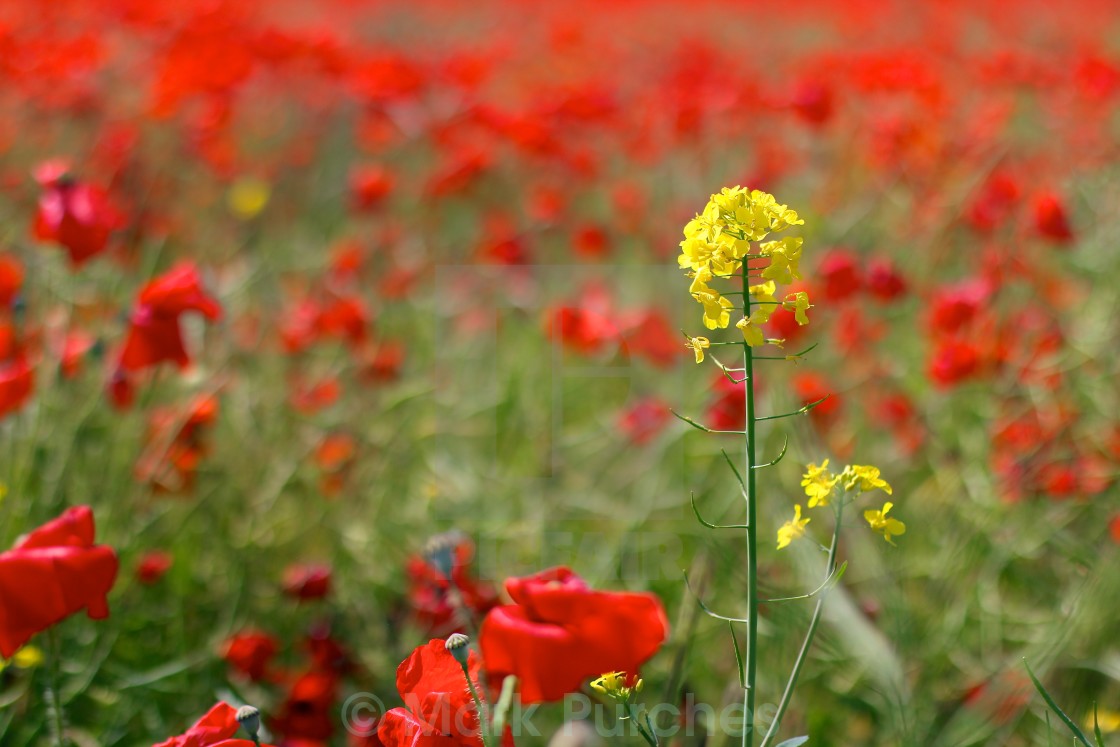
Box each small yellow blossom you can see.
[0,645,44,673]
[842,465,893,495]
[802,460,841,507]
[686,336,711,364]
[777,504,810,550]
[591,671,643,701]
[227,177,271,219]
[749,281,778,323]
[783,291,811,325]
[864,502,905,544]
[1089,708,1120,734]
[689,270,734,329]
[735,314,765,347]
[759,236,803,284]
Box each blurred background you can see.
[0,0,1118,745]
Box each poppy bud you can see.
[445,633,471,666]
[236,705,261,739]
[424,531,467,581]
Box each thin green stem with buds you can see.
[741,264,759,747]
[759,501,846,747]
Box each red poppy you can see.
[546,306,618,356]
[0,254,23,307]
[349,165,395,212]
[290,376,342,414]
[223,630,279,682]
[706,373,747,432]
[407,535,499,637]
[572,224,610,258]
[282,563,332,601]
[378,639,484,747]
[58,329,95,379]
[273,670,338,741]
[928,280,989,335]
[817,249,862,302]
[135,550,173,585]
[929,338,982,386]
[790,79,834,126]
[618,397,670,445]
[304,622,356,677]
[479,566,668,704]
[280,299,323,354]
[791,371,840,424]
[317,294,369,347]
[1033,191,1075,244]
[619,309,678,368]
[0,345,33,421]
[154,701,271,747]
[358,340,405,384]
[135,395,220,494]
[32,160,123,267]
[865,258,907,302]
[0,505,118,658]
[966,171,1020,233]
[118,263,221,372]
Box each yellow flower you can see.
[842,465,893,495]
[749,281,778,323]
[777,504,810,550]
[678,187,803,278]
[735,315,765,347]
[864,502,905,545]
[227,177,271,219]
[690,275,733,330]
[686,336,711,364]
[0,645,44,673]
[783,291,811,325]
[759,236,803,284]
[1089,708,1120,734]
[802,460,840,507]
[591,671,643,701]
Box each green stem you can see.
[461,662,493,747]
[46,628,67,747]
[626,703,659,747]
[758,501,846,747]
[741,266,759,747]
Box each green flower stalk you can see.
[676,187,902,747]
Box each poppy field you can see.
[2,1,1120,745]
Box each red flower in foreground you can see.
[32,160,123,267]
[0,506,118,658]
[479,566,668,704]
[118,263,222,372]
[378,639,483,747]
[154,701,272,747]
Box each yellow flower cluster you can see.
[679,187,811,354]
[591,671,644,702]
[777,460,903,548]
